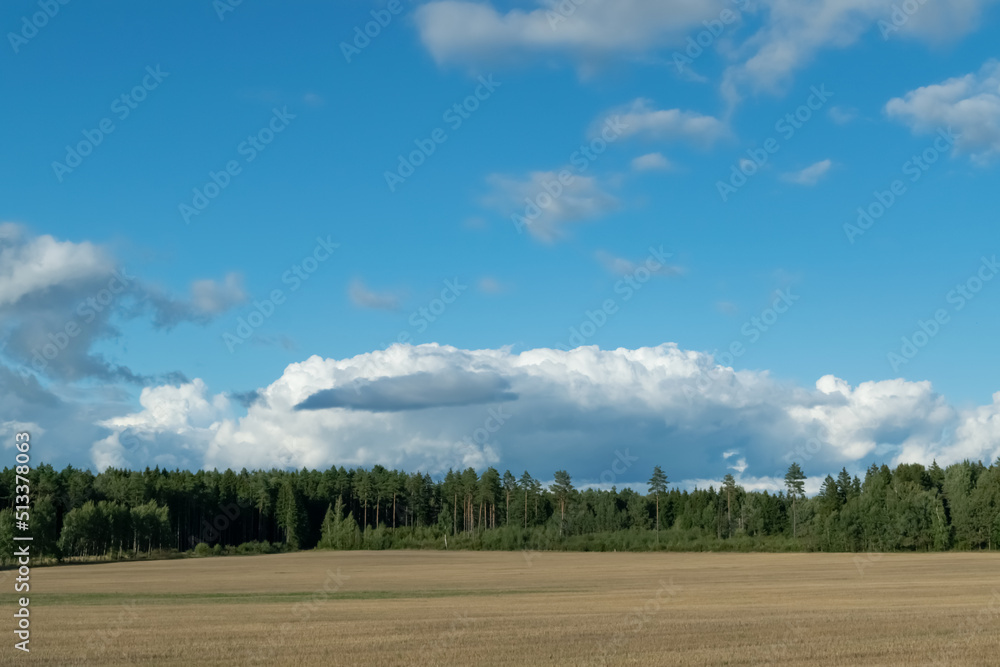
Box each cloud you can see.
[631,152,673,171]
[478,277,506,294]
[0,360,129,467]
[485,170,618,242]
[295,370,518,412]
[885,60,1000,163]
[594,250,684,277]
[89,344,1000,484]
[348,279,400,311]
[250,334,297,351]
[0,223,111,308]
[413,0,730,69]
[721,0,996,103]
[598,100,729,147]
[93,379,233,470]
[412,0,995,106]
[0,225,246,384]
[140,272,247,329]
[780,159,832,185]
[828,106,858,125]
[302,92,325,107]
[716,301,739,315]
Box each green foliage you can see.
[4,458,1000,564]
[0,509,13,566]
[317,498,361,550]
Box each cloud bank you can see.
[90,344,1000,489]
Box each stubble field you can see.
[8,550,1000,666]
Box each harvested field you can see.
[12,551,1000,665]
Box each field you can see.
[10,551,1000,666]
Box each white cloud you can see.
[716,301,739,315]
[828,106,858,125]
[722,0,996,103]
[190,273,246,315]
[348,279,400,311]
[94,379,233,470]
[414,0,730,69]
[478,277,506,294]
[885,60,1000,163]
[599,99,729,147]
[485,170,618,242]
[780,159,832,185]
[0,226,246,383]
[0,223,111,308]
[92,344,1000,485]
[0,421,44,446]
[594,250,684,277]
[631,152,673,171]
[412,0,996,105]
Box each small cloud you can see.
[597,99,729,148]
[348,279,400,311]
[728,457,748,474]
[478,277,506,294]
[142,272,248,329]
[484,170,617,243]
[250,334,297,351]
[189,273,247,316]
[631,152,673,172]
[303,93,325,107]
[722,450,739,459]
[780,159,832,186]
[716,301,739,316]
[828,106,858,125]
[594,250,684,277]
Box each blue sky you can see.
[2,0,1000,491]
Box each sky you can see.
[1,0,999,494]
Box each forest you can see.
[2,457,999,564]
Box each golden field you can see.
[6,550,1000,666]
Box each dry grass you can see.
[9,551,1000,665]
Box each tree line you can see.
[1,457,999,564]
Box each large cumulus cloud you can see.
[90,343,1000,488]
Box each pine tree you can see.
[519,471,534,528]
[784,462,806,538]
[502,470,517,526]
[648,466,668,538]
[550,471,574,534]
[722,474,737,538]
